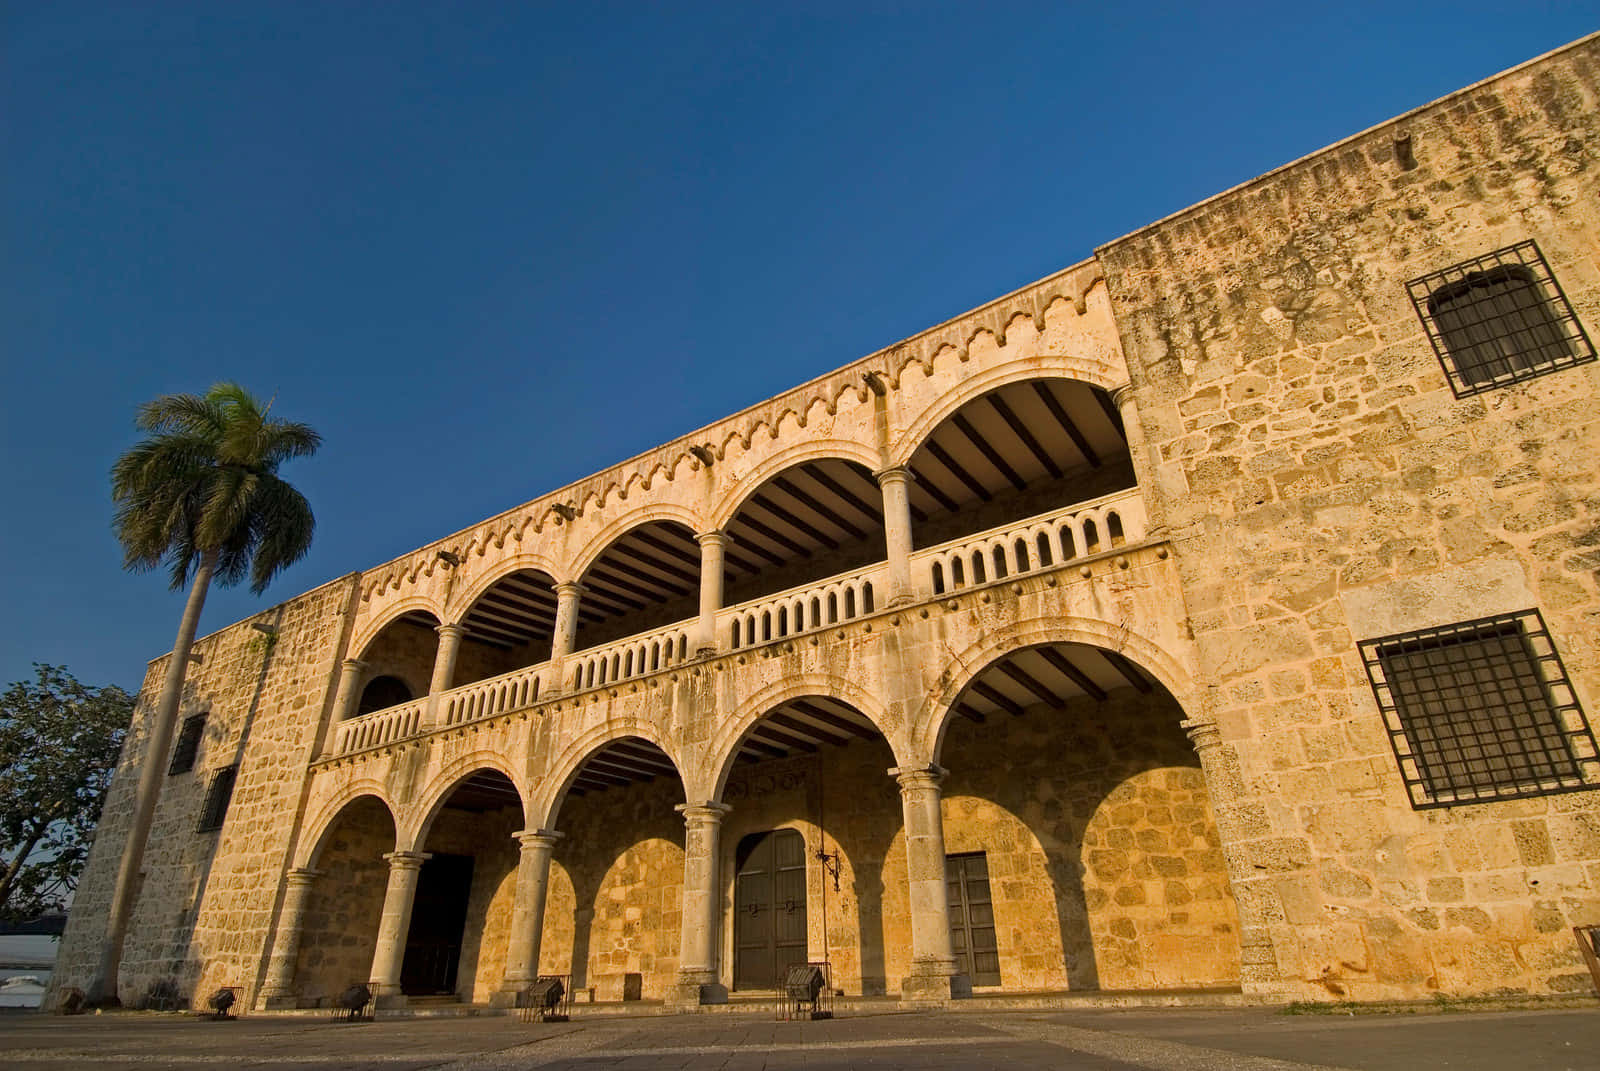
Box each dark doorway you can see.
[400,853,474,995]
[947,852,1000,987]
[733,829,808,990]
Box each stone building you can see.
[54,35,1600,1011]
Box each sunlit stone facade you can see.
[54,36,1600,1011]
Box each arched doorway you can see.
[934,641,1241,992]
[717,696,899,995]
[408,769,526,1002]
[293,795,396,1004]
[540,737,686,1002]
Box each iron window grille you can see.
[168,714,207,775]
[1359,609,1598,809]
[1407,240,1594,398]
[197,765,238,833]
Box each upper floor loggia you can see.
[329,370,1150,759]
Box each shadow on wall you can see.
[937,687,1241,992]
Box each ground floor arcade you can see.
[260,641,1244,1010]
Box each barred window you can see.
[197,765,238,833]
[1359,610,1598,809]
[1407,241,1594,397]
[168,714,206,775]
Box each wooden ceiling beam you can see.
[988,394,1064,479]
[1101,649,1154,694]
[808,465,893,524]
[731,513,811,560]
[767,710,853,748]
[749,494,840,551]
[906,465,961,514]
[924,441,993,503]
[998,660,1066,709]
[970,680,1024,717]
[1038,646,1108,702]
[952,413,1028,492]
[788,700,881,740]
[773,476,868,541]
[1032,381,1101,468]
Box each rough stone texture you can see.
[294,797,393,1003]
[52,36,1600,1012]
[1097,37,1600,1000]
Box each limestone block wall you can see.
[422,806,521,1003]
[54,575,359,1007]
[1098,36,1600,1000]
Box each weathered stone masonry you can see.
[54,35,1600,1011]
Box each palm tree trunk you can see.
[87,549,219,1006]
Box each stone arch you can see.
[295,781,398,868]
[913,617,1199,767]
[708,439,884,531]
[444,551,568,624]
[402,752,529,849]
[889,360,1122,467]
[350,596,444,660]
[568,503,705,583]
[534,720,688,830]
[705,674,910,802]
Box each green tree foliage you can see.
[0,665,132,920]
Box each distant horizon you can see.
[5,5,1596,692]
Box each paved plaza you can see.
[2,1005,1595,1070]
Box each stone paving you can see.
[3,1006,1597,1070]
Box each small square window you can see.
[1407,241,1595,397]
[197,765,238,833]
[168,714,207,775]
[1359,609,1599,809]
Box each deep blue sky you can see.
[4,3,1596,692]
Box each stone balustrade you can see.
[330,698,425,756]
[719,561,889,651]
[566,620,692,693]
[917,488,1145,595]
[440,662,547,728]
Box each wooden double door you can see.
[733,829,809,990]
[947,851,1001,987]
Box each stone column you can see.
[423,624,464,727]
[892,764,968,1003]
[1183,718,1284,998]
[494,829,564,1007]
[876,466,917,607]
[333,659,366,722]
[257,867,321,1009]
[670,801,732,1006]
[694,531,727,656]
[549,582,584,692]
[1109,382,1166,538]
[368,851,430,1007]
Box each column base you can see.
[371,988,409,1011]
[666,970,727,1009]
[899,965,970,1007]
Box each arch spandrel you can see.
[296,781,398,868]
[568,503,705,584]
[530,720,687,831]
[704,674,910,803]
[708,439,884,531]
[889,360,1125,468]
[349,596,445,661]
[400,752,530,849]
[912,618,1201,768]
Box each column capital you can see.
[285,866,323,887]
[1181,718,1222,754]
[435,623,465,640]
[553,581,586,599]
[1108,382,1137,410]
[873,464,916,486]
[341,658,367,672]
[514,828,564,851]
[889,763,948,791]
[675,801,733,825]
[382,850,432,871]
[695,530,730,549]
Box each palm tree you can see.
[90,383,320,1005]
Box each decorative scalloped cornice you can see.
[358,258,1105,602]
